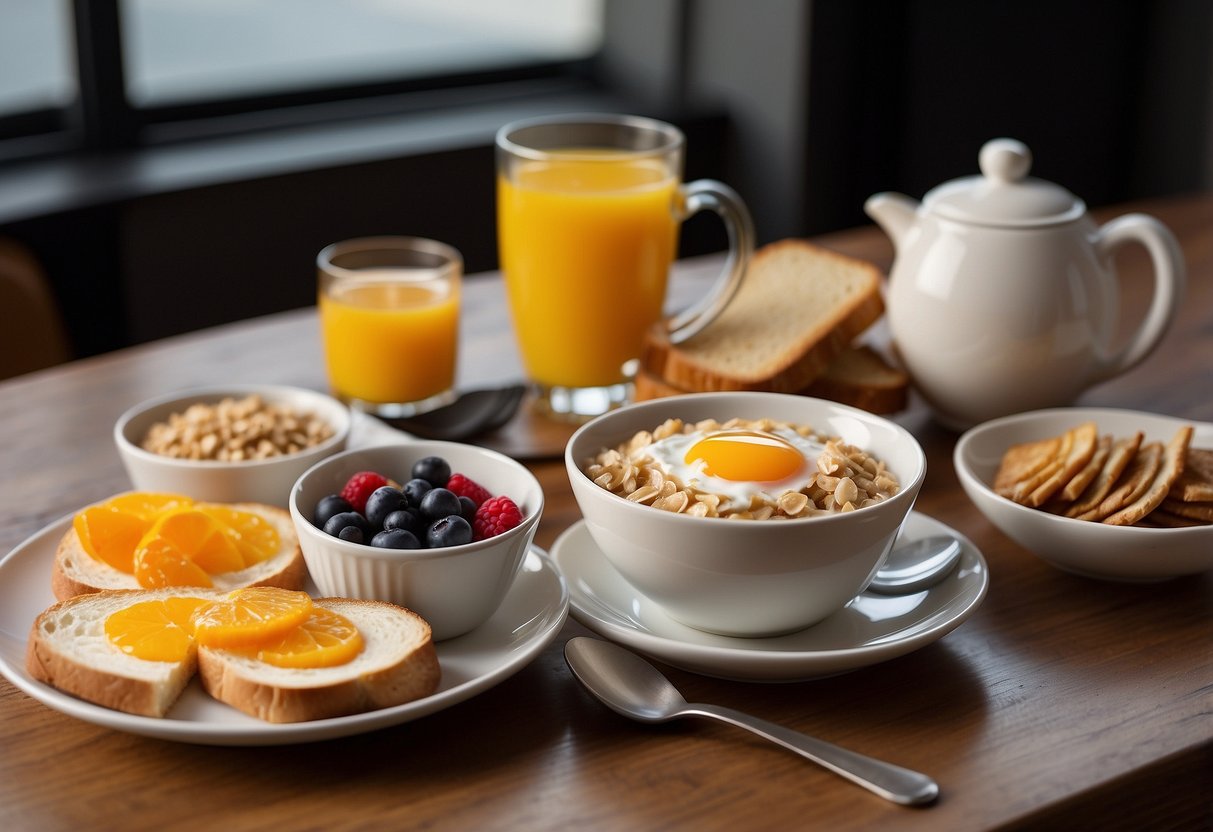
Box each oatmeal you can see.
[583,417,899,519]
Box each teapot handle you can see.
[1091,213,1186,383]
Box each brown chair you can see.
[0,238,72,379]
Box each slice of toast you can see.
[634,345,908,414]
[53,503,307,601]
[27,590,440,721]
[641,240,885,393]
[198,598,440,723]
[26,588,226,717]
[801,345,909,414]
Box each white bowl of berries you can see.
[288,441,543,640]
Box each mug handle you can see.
[665,180,755,344]
[1091,213,1186,382]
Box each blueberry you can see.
[313,494,353,528]
[365,486,408,530]
[419,487,462,521]
[323,511,370,541]
[426,515,473,548]
[371,528,421,549]
[458,495,477,522]
[337,525,364,544]
[411,456,451,488]
[383,508,422,535]
[403,478,432,507]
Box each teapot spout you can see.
[864,192,919,251]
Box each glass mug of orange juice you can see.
[496,113,753,418]
[318,237,461,417]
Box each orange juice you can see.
[497,153,679,388]
[319,277,458,405]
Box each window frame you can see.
[1,0,613,160]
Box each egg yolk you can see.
[685,430,806,482]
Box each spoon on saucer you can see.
[565,637,939,806]
[866,535,963,595]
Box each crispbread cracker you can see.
[1147,509,1208,528]
[1075,442,1162,522]
[1061,434,1111,502]
[992,420,1209,529]
[1023,422,1098,507]
[1158,497,1213,522]
[1168,448,1213,502]
[994,434,1064,498]
[1104,426,1193,525]
[1064,432,1143,517]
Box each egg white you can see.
[643,427,825,509]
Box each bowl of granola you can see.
[115,385,351,507]
[565,392,926,637]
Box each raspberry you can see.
[472,496,523,541]
[446,473,493,508]
[339,471,389,514]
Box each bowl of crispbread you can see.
[955,408,1213,581]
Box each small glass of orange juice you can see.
[318,237,461,418]
[496,114,753,419]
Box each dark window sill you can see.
[0,78,627,226]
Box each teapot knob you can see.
[979,138,1032,183]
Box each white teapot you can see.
[866,138,1185,429]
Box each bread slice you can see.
[27,591,440,722]
[52,503,307,601]
[26,588,226,717]
[641,240,885,392]
[198,598,440,723]
[634,345,907,414]
[802,345,908,413]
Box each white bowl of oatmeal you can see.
[565,392,925,636]
[115,385,351,507]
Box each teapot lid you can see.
[923,138,1086,227]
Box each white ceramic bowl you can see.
[115,385,351,507]
[289,442,543,640]
[565,392,926,637]
[955,407,1213,581]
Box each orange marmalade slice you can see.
[73,492,194,572]
[196,504,282,568]
[132,508,246,588]
[244,607,365,668]
[104,596,211,662]
[191,587,314,649]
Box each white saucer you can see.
[0,514,568,745]
[552,513,988,682]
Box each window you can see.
[121,0,603,107]
[0,0,76,133]
[0,0,603,155]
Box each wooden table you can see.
[1,195,1209,831]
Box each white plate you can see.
[0,515,568,745]
[955,407,1213,581]
[552,513,988,682]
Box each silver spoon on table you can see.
[565,637,939,806]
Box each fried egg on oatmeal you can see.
[643,427,826,508]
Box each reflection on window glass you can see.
[121,0,603,107]
[0,0,76,117]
